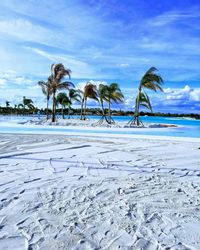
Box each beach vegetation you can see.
[97,84,109,124]
[49,63,74,122]
[80,82,99,120]
[105,83,124,124]
[22,96,35,113]
[56,92,71,119]
[97,83,124,125]
[38,79,52,120]
[68,89,81,119]
[129,67,163,126]
[6,101,10,108]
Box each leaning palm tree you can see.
[80,82,99,120]
[49,63,74,122]
[56,92,71,119]
[38,79,52,120]
[68,89,81,118]
[23,96,33,108]
[129,67,163,126]
[22,96,35,114]
[133,91,153,126]
[106,83,124,124]
[96,84,109,124]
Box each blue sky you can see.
[0,0,200,113]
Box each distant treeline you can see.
[0,106,200,119]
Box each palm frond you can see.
[111,92,124,104]
[56,81,74,91]
[140,103,151,110]
[98,84,109,102]
[69,89,81,103]
[142,82,157,92]
[56,92,71,107]
[153,84,164,92]
[38,81,48,96]
[136,91,152,112]
[145,67,158,75]
[140,67,164,92]
[23,97,33,106]
[143,91,152,112]
[27,103,35,110]
[106,83,124,104]
[38,79,53,98]
[84,83,99,102]
[51,63,71,81]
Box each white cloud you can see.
[0,19,50,44]
[151,9,200,27]
[139,38,171,51]
[117,63,130,68]
[0,70,34,87]
[189,89,200,101]
[165,85,200,103]
[25,47,103,78]
[166,85,191,100]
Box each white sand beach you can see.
[0,132,200,249]
[25,117,177,129]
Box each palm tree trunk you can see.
[46,97,49,120]
[80,97,84,120]
[108,98,111,123]
[96,99,109,125]
[68,106,71,119]
[101,99,105,116]
[62,105,64,119]
[84,98,87,120]
[52,92,56,122]
[134,87,142,126]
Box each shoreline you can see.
[1,129,200,143]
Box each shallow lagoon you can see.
[0,115,200,138]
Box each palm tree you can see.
[129,67,163,126]
[49,63,74,122]
[6,101,10,108]
[17,97,35,114]
[97,84,109,124]
[23,96,35,113]
[105,83,124,124]
[5,101,11,114]
[134,91,153,126]
[56,92,71,119]
[80,82,99,120]
[38,79,52,120]
[68,89,81,118]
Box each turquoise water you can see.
[0,115,200,138]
